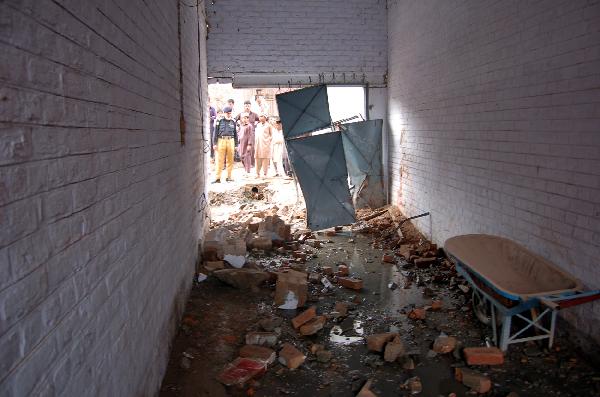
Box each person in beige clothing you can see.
[254,113,273,178]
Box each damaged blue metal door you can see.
[286,133,356,230]
[341,120,385,209]
[276,85,331,139]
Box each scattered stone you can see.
[454,368,492,394]
[455,367,492,394]
[334,302,349,316]
[278,343,305,369]
[463,347,504,366]
[275,270,308,309]
[310,344,324,354]
[414,257,436,268]
[213,269,269,290]
[204,261,225,272]
[408,308,427,320]
[259,317,283,332]
[337,264,349,276]
[337,277,363,290]
[299,315,326,335]
[402,357,415,370]
[404,376,422,394]
[383,335,405,362]
[180,356,192,370]
[239,345,276,364]
[245,332,279,347]
[430,300,443,311]
[316,350,332,363]
[367,333,397,352]
[291,306,317,329]
[433,335,458,354]
[357,379,378,397]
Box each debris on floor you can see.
[160,177,600,397]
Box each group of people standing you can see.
[210,99,291,183]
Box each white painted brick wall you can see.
[388,0,600,343]
[205,0,387,85]
[0,0,208,395]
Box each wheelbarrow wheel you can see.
[472,289,503,326]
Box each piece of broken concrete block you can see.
[203,227,231,260]
[366,333,397,352]
[278,343,305,369]
[245,331,279,347]
[275,270,308,309]
[454,367,492,393]
[222,237,247,268]
[213,269,269,290]
[291,306,317,329]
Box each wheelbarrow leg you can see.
[500,314,512,351]
[549,310,557,348]
[491,303,498,346]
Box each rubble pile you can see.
[160,196,600,397]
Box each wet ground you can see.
[159,169,600,397]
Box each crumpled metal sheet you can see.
[276,85,331,139]
[286,132,356,230]
[341,120,385,209]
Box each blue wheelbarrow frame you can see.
[445,235,600,351]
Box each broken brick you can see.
[274,270,308,309]
[316,350,332,363]
[299,315,326,336]
[382,254,395,263]
[204,261,225,272]
[463,347,504,366]
[455,367,492,393]
[239,345,276,364]
[217,357,267,386]
[408,308,427,320]
[310,344,324,354]
[291,306,316,329]
[337,277,363,290]
[322,266,333,275]
[278,343,305,369]
[334,302,348,316]
[292,251,307,261]
[337,264,349,277]
[414,257,436,268]
[433,335,458,354]
[213,269,269,290]
[325,230,337,236]
[430,300,443,311]
[245,332,278,347]
[249,236,272,251]
[384,335,405,362]
[366,332,397,352]
[308,272,321,284]
[357,379,377,397]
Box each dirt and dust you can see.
[160,166,600,397]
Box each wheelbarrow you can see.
[444,234,600,351]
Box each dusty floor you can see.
[159,165,600,397]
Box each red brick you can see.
[463,347,504,366]
[455,367,492,393]
[382,254,395,263]
[299,315,326,335]
[291,306,316,329]
[278,343,305,369]
[239,345,276,364]
[337,264,349,277]
[337,277,363,290]
[408,308,426,320]
[334,302,348,316]
[430,300,443,311]
[366,332,397,352]
[384,335,405,362]
[414,257,436,268]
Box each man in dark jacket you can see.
[212,106,238,182]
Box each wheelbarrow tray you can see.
[444,234,582,301]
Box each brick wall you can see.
[0,0,208,395]
[387,0,600,343]
[205,0,387,86]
